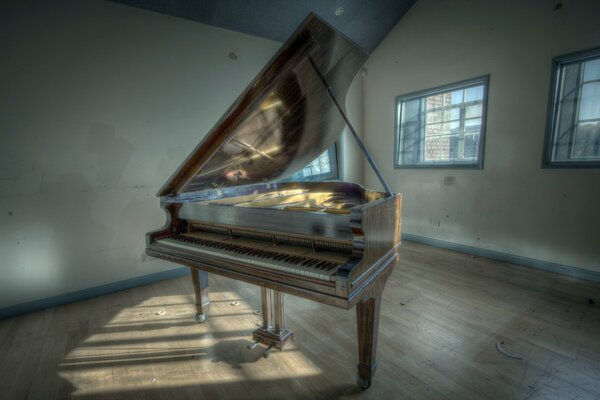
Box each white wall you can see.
[0,0,281,308]
[363,0,600,272]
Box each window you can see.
[544,47,600,167]
[395,76,488,168]
[289,145,338,181]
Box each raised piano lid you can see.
[158,13,368,197]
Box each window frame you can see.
[394,75,489,169]
[542,47,600,168]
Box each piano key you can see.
[157,235,341,281]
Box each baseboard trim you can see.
[402,233,600,284]
[0,267,190,320]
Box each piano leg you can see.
[252,288,294,352]
[273,290,285,334]
[191,268,210,323]
[261,287,273,329]
[355,294,382,390]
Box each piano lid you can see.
[158,13,368,197]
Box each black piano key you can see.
[317,261,329,270]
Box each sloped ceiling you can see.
[109,0,417,53]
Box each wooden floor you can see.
[1,241,599,400]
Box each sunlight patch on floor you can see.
[59,289,322,396]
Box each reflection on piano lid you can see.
[157,12,369,196]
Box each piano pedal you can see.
[246,339,275,358]
[263,344,274,358]
[245,339,275,358]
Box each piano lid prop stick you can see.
[308,56,393,196]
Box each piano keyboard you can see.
[156,233,344,281]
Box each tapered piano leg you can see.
[191,268,210,323]
[355,295,382,389]
[261,287,273,330]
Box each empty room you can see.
[1,0,599,399]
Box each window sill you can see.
[542,161,600,169]
[394,163,483,170]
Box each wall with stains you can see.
[0,0,366,309]
[362,0,600,272]
[0,0,284,308]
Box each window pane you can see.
[444,121,460,134]
[579,82,600,120]
[426,123,444,136]
[401,98,421,123]
[399,98,423,165]
[465,85,484,102]
[424,136,451,162]
[464,133,480,159]
[583,59,600,82]
[551,63,581,162]
[465,118,482,133]
[318,154,331,173]
[465,104,482,119]
[572,122,600,159]
[426,110,442,124]
[450,90,463,105]
[443,107,460,121]
[426,94,444,110]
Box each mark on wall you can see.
[443,176,455,186]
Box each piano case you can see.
[145,12,402,389]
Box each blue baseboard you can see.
[0,267,190,320]
[402,233,600,284]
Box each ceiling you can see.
[108,0,417,53]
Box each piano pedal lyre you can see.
[249,288,294,354]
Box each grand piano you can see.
[146,13,402,389]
